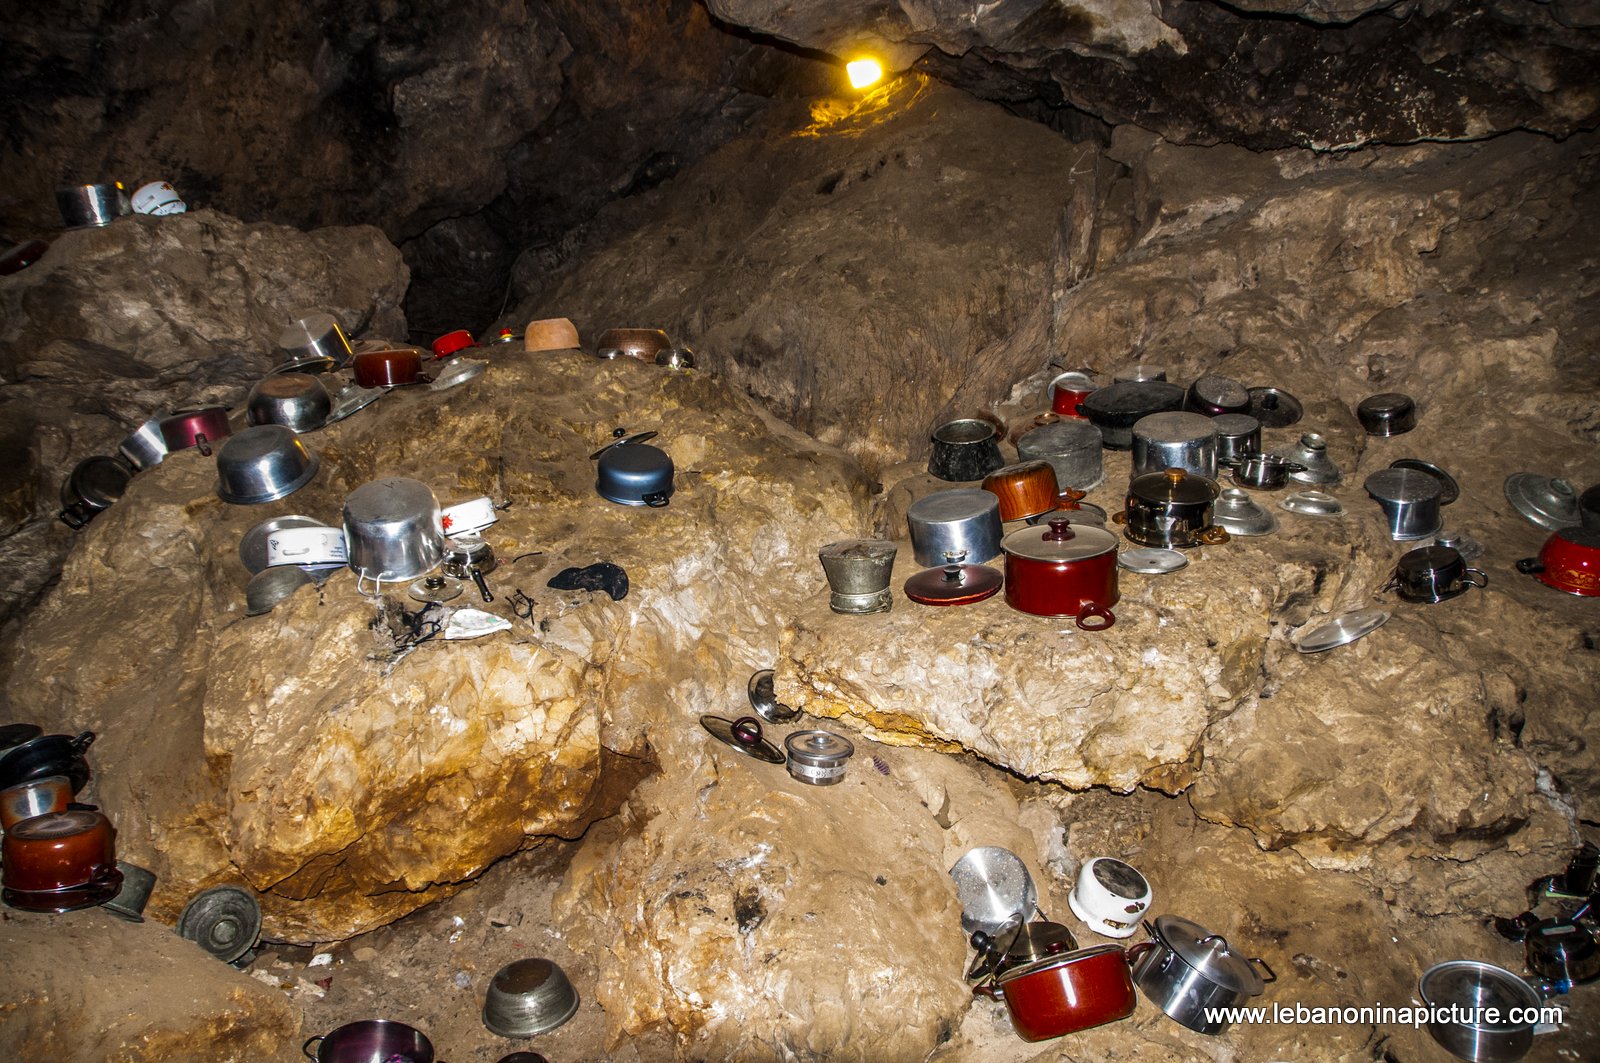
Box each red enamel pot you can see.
[1049,372,1097,418]
[1517,526,1600,597]
[430,329,475,359]
[1001,518,1119,629]
[160,407,233,455]
[352,346,426,387]
[2,809,122,912]
[975,944,1137,1042]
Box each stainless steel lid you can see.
[1246,386,1303,428]
[1281,490,1343,516]
[1419,960,1541,1026]
[1295,608,1389,652]
[1504,473,1581,530]
[1133,411,1216,445]
[1151,914,1265,996]
[1284,432,1341,485]
[1002,518,1119,562]
[1119,547,1188,573]
[1389,459,1458,505]
[1213,488,1278,536]
[1365,468,1442,504]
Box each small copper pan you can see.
[983,461,1087,522]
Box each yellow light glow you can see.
[846,58,884,90]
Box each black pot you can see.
[928,419,1007,482]
[1356,392,1417,436]
[0,731,95,794]
[1080,382,1185,450]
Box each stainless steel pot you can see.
[277,313,352,369]
[1131,412,1218,479]
[215,425,321,505]
[245,374,332,432]
[1365,467,1443,541]
[1210,414,1261,467]
[117,416,168,471]
[1232,452,1307,491]
[1129,915,1274,1035]
[783,730,854,786]
[1116,469,1229,549]
[57,182,132,228]
[1017,419,1103,491]
[58,456,134,529]
[907,489,1003,566]
[1419,960,1555,1063]
[342,478,446,586]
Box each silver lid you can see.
[1364,468,1442,504]
[1132,411,1216,445]
[1504,473,1581,530]
[1213,488,1277,536]
[908,489,1001,525]
[783,729,855,769]
[1295,608,1389,652]
[1002,518,1119,562]
[1151,915,1266,996]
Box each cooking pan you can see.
[0,731,95,794]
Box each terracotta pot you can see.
[525,317,581,352]
[1517,526,1600,597]
[1001,518,1119,629]
[975,944,1137,1042]
[351,347,425,388]
[2,809,118,904]
[160,407,233,455]
[982,461,1086,522]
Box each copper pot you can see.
[982,461,1086,522]
[2,809,122,912]
[351,346,426,388]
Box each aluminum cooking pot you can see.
[1516,525,1600,597]
[304,1019,435,1063]
[1365,467,1442,541]
[215,425,321,505]
[1131,412,1218,479]
[1000,518,1119,629]
[929,419,1007,482]
[1210,414,1261,468]
[594,433,674,507]
[974,944,1138,1042]
[246,374,332,432]
[1419,959,1557,1063]
[1116,468,1229,549]
[342,478,446,585]
[1129,915,1275,1035]
[117,415,169,471]
[1017,419,1103,491]
[160,407,233,456]
[0,731,95,794]
[277,313,353,369]
[907,489,1003,566]
[57,182,131,228]
[58,455,134,529]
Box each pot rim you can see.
[996,943,1128,984]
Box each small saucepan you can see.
[1232,452,1307,491]
[442,535,495,602]
[982,461,1086,523]
[2,809,123,913]
[303,1019,435,1063]
[351,346,428,388]
[1383,546,1486,604]
[593,432,674,507]
[974,944,1138,1042]
[160,406,233,456]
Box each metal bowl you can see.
[342,478,445,584]
[245,374,331,432]
[949,846,1038,936]
[593,327,670,362]
[482,958,580,1038]
[214,425,321,505]
[244,566,316,615]
[57,182,131,228]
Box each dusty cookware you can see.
[904,553,1003,606]
[244,567,316,615]
[1516,525,1600,597]
[1504,473,1582,530]
[215,425,321,505]
[950,846,1039,936]
[1525,918,1600,987]
[1117,468,1229,549]
[783,729,855,786]
[1000,518,1119,628]
[407,575,462,604]
[524,317,580,352]
[1080,381,1186,450]
[57,182,132,228]
[1184,374,1251,417]
[982,461,1085,522]
[1365,467,1443,541]
[1068,857,1152,940]
[1129,915,1275,1035]
[1232,452,1306,491]
[0,773,72,829]
[246,374,332,432]
[974,944,1138,1042]
[1132,412,1219,479]
[58,455,134,529]
[1212,487,1278,536]
[1113,364,1166,383]
[818,539,897,614]
[700,714,785,764]
[342,478,447,586]
[1384,546,1487,603]
[239,516,327,575]
[1048,371,1097,417]
[160,406,233,456]
[1294,608,1389,653]
[0,238,50,275]
[304,1019,435,1063]
[351,345,427,388]
[1246,385,1303,428]
[430,329,475,358]
[2,809,122,913]
[1433,529,1484,562]
[102,860,157,922]
[1119,547,1189,574]
[907,489,1004,566]
[179,885,262,963]
[442,535,496,602]
[1419,959,1556,1063]
[0,731,95,794]
[277,313,353,370]
[593,433,675,507]
[1017,419,1103,491]
[1210,414,1261,467]
[1357,392,1417,436]
[594,327,670,361]
[929,418,1007,482]
[117,415,169,471]
[1284,432,1342,485]
[483,957,581,1039]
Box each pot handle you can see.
[471,569,493,603]
[1251,955,1277,984]
[71,731,96,754]
[1075,604,1115,632]
[1126,940,1157,966]
[971,982,1002,1000]
[1111,510,1127,525]
[1056,487,1087,509]
[1463,567,1488,589]
[57,505,92,530]
[644,492,670,508]
[302,1035,323,1060]
[1515,557,1544,575]
[1198,525,1230,545]
[195,433,212,457]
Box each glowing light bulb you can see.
[846,58,884,90]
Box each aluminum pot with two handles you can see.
[1128,914,1275,1035]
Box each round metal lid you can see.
[1389,459,1458,506]
[1081,381,1186,424]
[1152,914,1265,995]
[700,715,784,764]
[1281,491,1344,516]
[904,562,1002,605]
[1364,468,1442,505]
[1213,488,1277,536]
[1210,413,1261,438]
[68,456,134,509]
[747,669,800,724]
[783,729,855,768]
[1129,467,1220,505]
[1419,960,1541,1025]
[1504,473,1581,530]
[1295,608,1389,653]
[177,886,262,964]
[907,488,1001,527]
[408,575,462,603]
[1190,374,1250,410]
[323,385,384,426]
[1396,546,1461,576]
[1002,518,1119,562]
[1246,386,1303,428]
[1132,411,1216,445]
[429,358,486,391]
[1119,547,1188,574]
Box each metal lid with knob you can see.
[783,729,855,786]
[1150,914,1270,996]
[1284,432,1342,485]
[1001,518,1119,562]
[700,715,785,764]
[1129,467,1222,506]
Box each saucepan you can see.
[982,461,1085,523]
[303,1019,435,1063]
[58,455,134,529]
[2,809,123,913]
[246,374,332,432]
[1116,468,1229,549]
[1129,915,1274,1035]
[1517,526,1600,598]
[352,346,428,388]
[1419,959,1560,1063]
[57,182,132,228]
[160,407,233,456]
[343,478,446,587]
[0,731,95,793]
[1000,518,1119,629]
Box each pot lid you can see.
[1504,473,1581,530]
[1213,488,1277,536]
[904,561,1002,605]
[1280,490,1343,516]
[699,714,784,764]
[1389,459,1458,505]
[1295,608,1389,653]
[1080,381,1186,426]
[429,358,486,391]
[323,385,384,426]
[967,912,1025,982]
[1002,518,1119,562]
[995,944,1130,985]
[1246,386,1303,428]
[1151,915,1266,996]
[589,430,659,459]
[1419,960,1541,1022]
[1285,432,1341,484]
[1189,374,1249,411]
[444,534,493,565]
[747,669,800,724]
[1364,468,1442,505]
[1132,411,1216,445]
[408,575,462,603]
[1119,547,1188,574]
[907,488,1000,526]
[1129,467,1220,505]
[1431,530,1484,561]
[1210,413,1261,439]
[1396,546,1460,576]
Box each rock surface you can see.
[0,210,407,623]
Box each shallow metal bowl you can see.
[245,374,331,432]
[214,425,321,505]
[483,957,580,1038]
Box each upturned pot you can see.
[1517,526,1600,597]
[982,461,1085,522]
[929,419,1007,482]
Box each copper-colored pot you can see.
[352,346,425,388]
[983,461,1086,522]
[2,809,120,911]
[975,944,1137,1042]
[595,328,670,362]
[1000,519,1119,629]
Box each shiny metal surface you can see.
[907,489,1004,566]
[1131,412,1219,479]
[342,477,446,583]
[56,182,132,228]
[214,425,321,505]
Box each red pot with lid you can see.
[1001,518,1119,629]
[974,944,1138,1042]
[160,407,233,455]
[352,346,426,388]
[2,808,122,912]
[1517,525,1600,597]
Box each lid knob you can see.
[1042,518,1076,542]
[1552,479,1575,498]
[1301,432,1325,450]
[1164,468,1186,485]
[731,717,763,746]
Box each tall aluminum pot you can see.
[342,478,445,586]
[1128,915,1274,1036]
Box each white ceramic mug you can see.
[441,496,497,535]
[131,181,187,215]
[1068,856,1152,939]
[266,526,347,570]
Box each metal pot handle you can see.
[1111,510,1127,525]
[302,1035,323,1060]
[644,493,670,508]
[1515,558,1543,575]
[972,982,1002,1000]
[1251,955,1277,983]
[195,432,212,457]
[58,505,92,530]
[1075,604,1115,632]
[1198,525,1230,545]
[1126,940,1157,966]
[71,731,96,754]
[471,568,493,603]
[1463,568,1488,589]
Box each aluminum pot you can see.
[117,415,169,471]
[1017,419,1103,491]
[907,489,1003,566]
[1364,467,1442,541]
[0,774,72,829]
[215,425,321,505]
[1132,412,1219,479]
[246,373,332,432]
[1516,525,1600,597]
[1184,374,1251,417]
[1129,915,1275,1035]
[343,478,446,586]
[304,1020,434,1063]
[0,731,95,794]
[2,809,122,913]
[1210,414,1261,467]
[929,419,1007,482]
[160,407,233,455]
[58,455,134,529]
[351,346,426,388]
[1419,960,1552,1063]
[1117,469,1229,549]
[1231,452,1306,491]
[277,313,353,369]
[1357,392,1417,436]
[57,182,131,228]
[974,944,1138,1042]
[1001,518,1118,629]
[982,461,1085,523]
